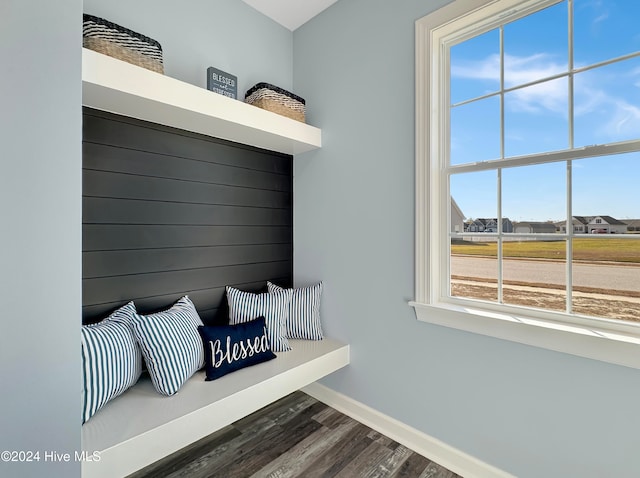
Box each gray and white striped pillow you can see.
[267,282,324,340]
[81,302,142,424]
[131,296,204,396]
[226,286,293,352]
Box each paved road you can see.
[451,255,640,293]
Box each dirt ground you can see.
[451,280,640,323]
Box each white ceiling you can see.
[241,0,339,31]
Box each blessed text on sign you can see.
[207,67,237,99]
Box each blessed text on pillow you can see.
[198,316,276,380]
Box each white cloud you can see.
[503,53,565,86]
[452,50,640,143]
[451,52,567,115]
[575,65,640,141]
[450,53,500,82]
[450,52,565,87]
[505,77,567,116]
[604,101,640,137]
[593,12,609,25]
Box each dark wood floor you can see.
[128,391,462,478]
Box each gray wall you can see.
[0,1,82,477]
[293,0,640,477]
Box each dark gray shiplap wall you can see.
[82,108,293,324]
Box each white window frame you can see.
[411,0,640,369]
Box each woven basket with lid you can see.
[83,14,164,74]
[245,83,306,123]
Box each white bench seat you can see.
[81,338,349,478]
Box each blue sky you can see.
[448,0,640,222]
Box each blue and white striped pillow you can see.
[267,281,324,340]
[226,286,293,352]
[130,296,204,396]
[81,302,142,424]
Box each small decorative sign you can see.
[207,67,237,99]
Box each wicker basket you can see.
[83,14,164,74]
[245,83,306,123]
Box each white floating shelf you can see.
[82,48,321,155]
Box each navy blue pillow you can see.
[198,316,277,381]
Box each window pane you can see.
[451,237,499,302]
[451,170,497,231]
[571,154,640,322]
[450,171,498,302]
[504,77,568,157]
[574,0,640,67]
[502,238,567,312]
[502,162,567,226]
[450,29,500,104]
[451,96,500,165]
[574,57,640,147]
[572,238,640,322]
[503,1,568,87]
[572,153,640,223]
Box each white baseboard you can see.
[302,382,514,478]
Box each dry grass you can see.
[451,238,640,263]
[451,282,640,322]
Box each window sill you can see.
[409,301,640,370]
